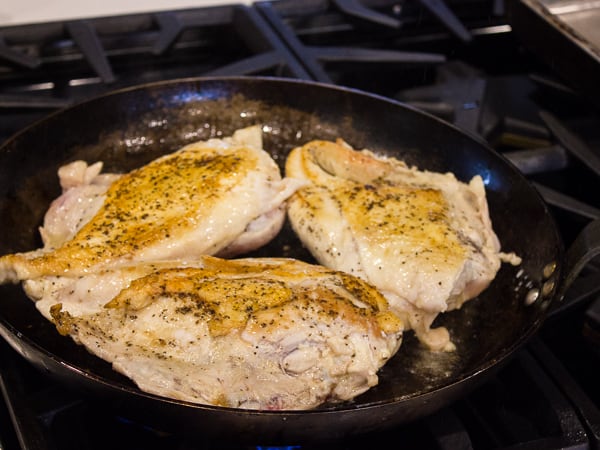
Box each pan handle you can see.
[551,218,600,316]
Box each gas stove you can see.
[0,1,599,449]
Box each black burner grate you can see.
[0,336,595,450]
[0,4,309,143]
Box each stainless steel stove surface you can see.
[0,1,599,449]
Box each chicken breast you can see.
[0,126,304,283]
[48,256,404,410]
[285,139,520,351]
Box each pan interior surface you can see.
[0,77,562,419]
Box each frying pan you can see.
[0,76,598,445]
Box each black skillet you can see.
[0,77,598,445]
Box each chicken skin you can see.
[0,126,303,283]
[48,256,404,410]
[285,138,520,351]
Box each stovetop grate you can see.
[0,3,310,143]
[0,336,596,450]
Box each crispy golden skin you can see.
[0,127,301,283]
[286,139,517,351]
[50,256,403,410]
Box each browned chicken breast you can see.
[48,256,404,410]
[0,126,304,283]
[285,139,520,351]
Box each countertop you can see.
[0,0,250,26]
